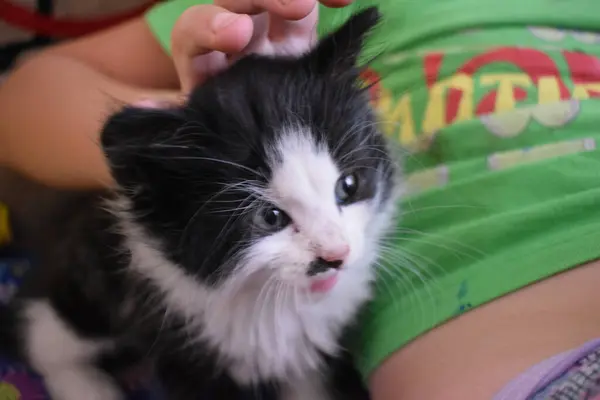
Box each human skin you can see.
[370,259,600,400]
[0,0,350,188]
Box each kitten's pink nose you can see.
[307,244,350,277]
[319,243,350,265]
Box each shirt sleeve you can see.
[145,0,212,55]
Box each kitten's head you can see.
[102,7,397,298]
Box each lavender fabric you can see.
[493,338,600,400]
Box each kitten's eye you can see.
[258,207,291,231]
[335,172,359,205]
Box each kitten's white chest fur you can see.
[201,261,375,384]
[125,216,378,385]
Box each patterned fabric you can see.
[494,338,600,400]
[532,347,600,400]
[0,252,163,399]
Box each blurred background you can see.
[0,3,166,398]
[0,0,160,79]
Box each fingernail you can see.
[212,13,241,31]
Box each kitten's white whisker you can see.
[337,142,387,163]
[373,261,406,312]
[331,119,376,155]
[390,230,485,261]
[252,274,278,349]
[378,245,442,284]
[394,250,438,322]
[273,280,286,358]
[139,154,265,178]
[378,245,442,325]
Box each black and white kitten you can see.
[0,7,399,400]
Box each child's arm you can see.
[0,18,179,189]
[0,0,353,189]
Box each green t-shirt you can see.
[147,0,600,379]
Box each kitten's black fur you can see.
[0,7,394,400]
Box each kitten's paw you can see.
[44,367,124,400]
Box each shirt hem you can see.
[356,219,600,379]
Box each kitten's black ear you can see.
[307,6,381,76]
[100,106,187,190]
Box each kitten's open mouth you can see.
[309,273,339,293]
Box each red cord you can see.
[0,0,161,38]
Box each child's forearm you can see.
[0,53,178,189]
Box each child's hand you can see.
[171,0,353,93]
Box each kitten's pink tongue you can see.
[310,274,339,293]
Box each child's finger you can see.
[267,3,318,51]
[171,4,253,92]
[214,0,316,20]
[133,92,186,109]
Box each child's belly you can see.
[369,258,600,400]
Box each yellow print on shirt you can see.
[360,47,600,152]
[356,46,600,194]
